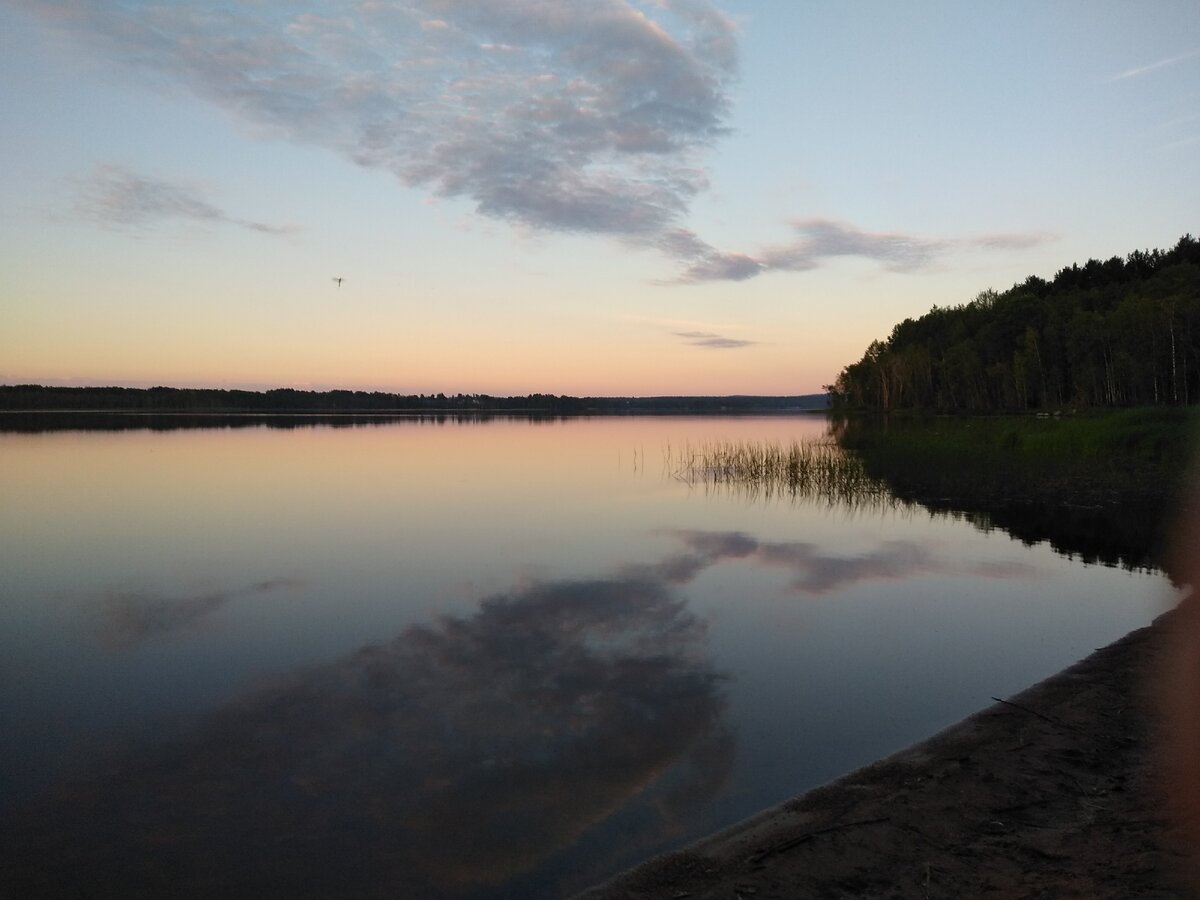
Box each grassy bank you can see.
[831,408,1198,502]
[832,408,1200,572]
[669,409,1199,573]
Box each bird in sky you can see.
[332,277,343,288]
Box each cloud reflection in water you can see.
[6,530,1041,897]
[94,578,306,648]
[667,530,1044,594]
[8,569,731,898]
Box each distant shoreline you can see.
[0,385,830,416]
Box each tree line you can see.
[828,235,1200,411]
[0,385,828,415]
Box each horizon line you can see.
[1,383,831,401]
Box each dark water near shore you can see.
[0,415,1172,897]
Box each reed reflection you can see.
[5,566,732,899]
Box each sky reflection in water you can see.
[0,416,1172,897]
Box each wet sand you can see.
[577,611,1195,899]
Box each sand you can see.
[576,611,1196,899]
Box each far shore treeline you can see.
[0,385,828,415]
[828,234,1200,412]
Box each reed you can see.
[665,438,895,510]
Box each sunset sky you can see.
[2,1,1198,396]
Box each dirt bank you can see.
[577,612,1194,899]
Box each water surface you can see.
[0,415,1171,897]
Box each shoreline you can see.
[576,611,1193,899]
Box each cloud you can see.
[27,1,737,252]
[970,230,1055,251]
[654,227,765,282]
[670,219,1056,284]
[1111,47,1200,81]
[674,330,757,349]
[763,219,949,273]
[75,163,299,235]
[22,3,1056,280]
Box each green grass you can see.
[827,407,1200,572]
[837,407,1197,458]
[831,407,1200,501]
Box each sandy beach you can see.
[577,610,1195,899]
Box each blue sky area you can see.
[2,1,1197,395]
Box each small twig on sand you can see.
[990,696,1070,728]
[749,817,891,863]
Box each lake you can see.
[0,414,1173,898]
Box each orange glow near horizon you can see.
[1,329,843,397]
[1,260,859,397]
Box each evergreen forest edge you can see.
[822,233,1200,572]
[827,234,1200,412]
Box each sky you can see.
[1,1,1198,397]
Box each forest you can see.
[0,385,827,415]
[827,235,1200,411]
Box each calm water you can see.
[0,415,1173,897]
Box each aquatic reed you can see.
[665,439,895,510]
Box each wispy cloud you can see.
[1111,47,1200,81]
[1163,135,1200,150]
[971,231,1053,250]
[75,163,299,235]
[26,1,736,259]
[674,330,757,349]
[669,219,1055,283]
[760,219,949,273]
[654,227,765,282]
[1147,111,1200,153]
